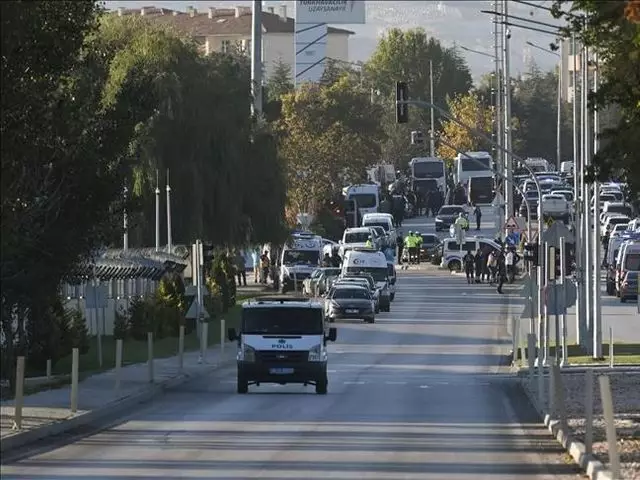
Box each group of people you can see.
[462,246,520,294]
[397,231,424,266]
[407,188,446,218]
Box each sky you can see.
[103,0,564,82]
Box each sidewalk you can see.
[0,340,237,453]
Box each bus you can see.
[409,157,446,195]
[467,175,495,205]
[455,152,493,185]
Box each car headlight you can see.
[239,344,255,362]
[308,343,326,362]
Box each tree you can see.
[1,1,155,388]
[436,93,494,161]
[92,15,287,247]
[552,0,640,193]
[364,28,473,168]
[277,77,386,218]
[266,58,293,101]
[509,66,573,165]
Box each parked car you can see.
[419,233,441,260]
[435,205,468,232]
[619,271,638,302]
[303,267,342,296]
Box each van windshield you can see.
[282,250,319,266]
[364,221,390,231]
[349,193,377,208]
[242,307,324,335]
[624,253,640,271]
[345,266,387,282]
[344,231,370,243]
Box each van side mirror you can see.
[326,327,337,342]
[227,328,237,342]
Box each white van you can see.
[227,297,337,394]
[560,161,574,175]
[343,184,380,216]
[440,236,501,271]
[341,248,392,307]
[602,202,633,219]
[362,213,397,247]
[615,242,640,295]
[279,232,323,293]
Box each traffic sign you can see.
[491,192,504,207]
[544,281,577,315]
[542,220,575,248]
[185,299,210,320]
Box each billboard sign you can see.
[295,0,366,24]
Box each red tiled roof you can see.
[108,6,355,36]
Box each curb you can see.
[0,354,236,454]
[518,378,614,480]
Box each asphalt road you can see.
[1,213,581,480]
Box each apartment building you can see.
[112,5,354,81]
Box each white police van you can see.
[227,297,337,394]
[280,232,323,293]
[440,236,501,271]
[342,247,392,310]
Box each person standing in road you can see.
[487,251,497,284]
[406,231,417,265]
[463,249,475,284]
[397,232,404,266]
[505,247,516,283]
[496,249,507,294]
[260,251,270,284]
[234,250,247,287]
[602,225,611,266]
[424,191,432,217]
[251,248,259,283]
[473,204,482,231]
[413,232,422,265]
[474,248,484,283]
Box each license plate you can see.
[345,309,359,313]
[269,368,294,375]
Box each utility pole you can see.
[251,0,263,116]
[592,52,603,359]
[572,33,584,346]
[556,41,562,170]
[502,0,513,221]
[123,184,129,252]
[166,169,172,254]
[429,60,435,157]
[493,0,503,204]
[581,43,592,352]
[155,170,160,252]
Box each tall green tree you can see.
[277,77,386,218]
[364,28,473,170]
[552,0,640,193]
[1,1,154,384]
[266,58,293,100]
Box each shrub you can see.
[67,309,89,355]
[25,296,73,373]
[113,307,128,340]
[128,296,151,341]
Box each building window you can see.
[221,40,231,53]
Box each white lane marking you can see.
[385,381,407,385]
[343,381,365,385]
[419,385,431,389]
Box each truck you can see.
[227,297,337,394]
[279,232,323,293]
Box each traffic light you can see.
[550,244,576,279]
[396,81,409,123]
[202,242,214,264]
[523,242,539,266]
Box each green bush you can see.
[25,296,73,373]
[113,307,128,340]
[67,309,90,355]
[128,293,183,341]
[209,252,236,312]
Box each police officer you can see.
[413,231,423,264]
[496,249,507,294]
[365,236,373,248]
[405,231,415,264]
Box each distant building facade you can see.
[111,5,354,82]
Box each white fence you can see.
[61,279,159,336]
